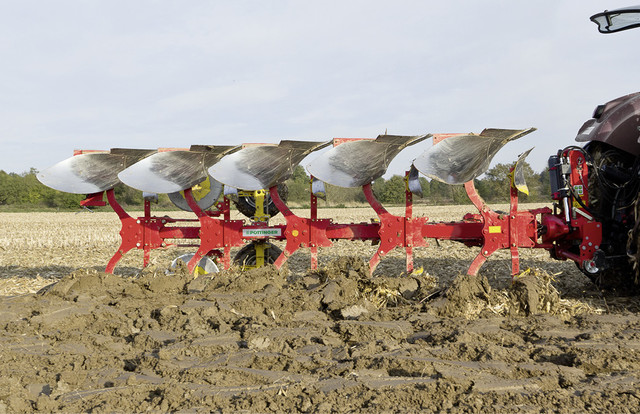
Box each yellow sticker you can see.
[292,230,299,237]
[489,226,502,234]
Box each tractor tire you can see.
[233,183,289,219]
[581,142,639,292]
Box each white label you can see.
[243,228,282,237]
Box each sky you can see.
[1,0,640,180]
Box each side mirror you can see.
[591,6,640,33]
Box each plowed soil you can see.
[1,206,640,413]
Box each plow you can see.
[38,92,640,290]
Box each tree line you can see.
[0,162,551,211]
[303,162,551,206]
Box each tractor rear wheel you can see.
[582,142,639,291]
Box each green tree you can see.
[377,175,406,204]
[22,168,46,204]
[0,171,16,205]
[418,177,430,198]
[113,183,143,206]
[428,179,450,204]
[372,177,386,201]
[481,163,511,202]
[324,184,363,206]
[475,160,544,203]
[286,165,311,203]
[43,190,84,209]
[451,185,471,205]
[538,167,551,201]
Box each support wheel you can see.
[169,176,223,212]
[233,183,288,219]
[234,241,282,269]
[167,253,219,276]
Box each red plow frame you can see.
[73,135,601,278]
[41,131,604,278]
[90,174,544,277]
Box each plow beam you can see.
[183,188,245,272]
[268,183,333,270]
[361,181,428,274]
[462,181,543,276]
[307,134,430,188]
[103,189,199,273]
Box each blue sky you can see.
[1,1,639,178]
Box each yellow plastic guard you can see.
[180,177,211,202]
[509,170,529,196]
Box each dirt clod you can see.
[509,270,560,316]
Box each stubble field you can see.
[0,204,639,413]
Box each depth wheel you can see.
[169,176,223,212]
[168,253,219,276]
[233,183,289,219]
[233,242,282,270]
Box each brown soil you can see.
[1,208,640,412]
[1,258,639,413]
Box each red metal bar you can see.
[432,133,464,145]
[158,226,200,239]
[332,137,370,147]
[103,189,204,273]
[143,200,151,267]
[104,190,172,273]
[325,222,380,240]
[310,179,319,269]
[99,181,556,277]
[568,149,590,208]
[73,149,104,155]
[509,180,520,275]
[105,189,136,273]
[361,183,428,274]
[460,180,540,276]
[269,185,333,270]
[405,172,414,273]
[184,188,244,272]
[421,221,484,242]
[81,192,107,207]
[550,216,602,267]
[462,181,492,275]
